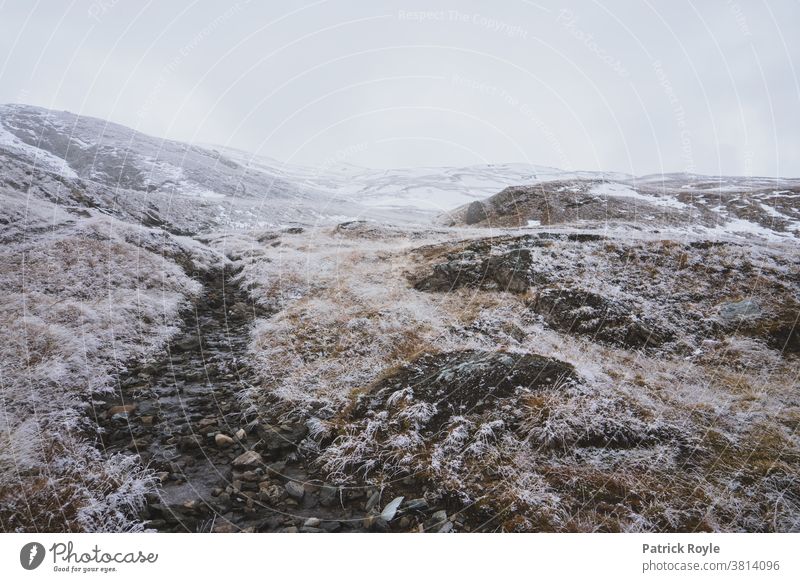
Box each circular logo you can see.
[20,542,46,570]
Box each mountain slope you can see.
[1,104,798,533]
[444,176,800,242]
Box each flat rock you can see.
[108,404,136,417]
[232,450,263,469]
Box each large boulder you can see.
[465,201,489,225]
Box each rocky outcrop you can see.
[447,180,685,227]
[413,241,543,294]
[355,350,578,433]
[465,200,488,225]
[530,288,671,349]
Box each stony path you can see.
[97,267,441,533]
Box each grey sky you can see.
[1,0,798,177]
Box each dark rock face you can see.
[718,299,762,323]
[457,181,663,228]
[465,201,488,225]
[530,288,670,349]
[356,350,577,433]
[414,245,540,294]
[716,298,800,354]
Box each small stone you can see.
[232,450,263,469]
[215,433,235,448]
[281,526,299,533]
[404,498,428,511]
[380,496,404,521]
[425,510,449,532]
[285,481,305,500]
[216,493,231,510]
[240,470,260,482]
[304,517,321,528]
[259,482,285,504]
[108,404,136,417]
[319,485,338,507]
[235,428,246,441]
[365,490,380,512]
[266,461,287,480]
[155,472,169,482]
[141,415,154,426]
[198,417,217,430]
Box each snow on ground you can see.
[701,217,795,240]
[0,117,78,179]
[0,191,224,531]
[1,104,798,532]
[591,181,688,209]
[216,221,800,532]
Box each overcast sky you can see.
[1,0,798,176]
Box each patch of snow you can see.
[702,218,793,240]
[759,203,791,220]
[0,119,78,179]
[591,182,688,209]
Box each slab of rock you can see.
[232,450,263,469]
[465,200,489,225]
[108,404,135,417]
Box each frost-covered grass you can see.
[227,223,799,532]
[0,195,217,532]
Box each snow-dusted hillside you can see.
[1,105,798,533]
[444,175,800,243]
[4,104,799,240]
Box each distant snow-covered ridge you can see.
[2,104,799,240]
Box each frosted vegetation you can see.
[0,190,221,531]
[1,104,797,531]
[220,223,799,532]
